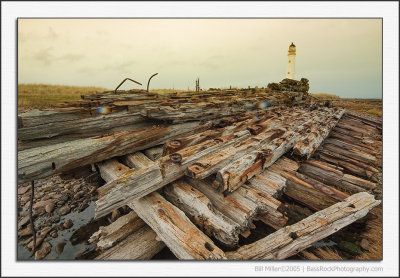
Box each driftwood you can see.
[123,151,154,169]
[97,159,130,182]
[322,143,379,167]
[18,110,148,141]
[128,192,227,260]
[292,108,344,160]
[18,121,209,184]
[163,180,241,247]
[246,157,299,198]
[226,192,380,260]
[298,160,376,194]
[317,149,379,180]
[89,211,145,250]
[185,177,287,232]
[283,170,349,211]
[94,130,251,218]
[143,145,164,161]
[95,225,165,260]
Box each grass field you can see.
[18,84,109,111]
[310,93,341,99]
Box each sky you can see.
[18,19,382,98]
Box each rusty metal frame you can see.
[114,78,143,94]
[147,73,158,93]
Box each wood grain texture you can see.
[226,192,380,260]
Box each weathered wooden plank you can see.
[143,145,164,161]
[128,192,227,260]
[97,159,130,182]
[18,121,209,184]
[163,180,241,247]
[297,160,374,194]
[18,111,148,141]
[123,151,154,169]
[317,149,379,179]
[89,211,145,250]
[283,171,349,211]
[185,177,287,231]
[323,143,378,166]
[95,225,165,260]
[94,130,251,218]
[226,192,380,260]
[292,108,345,160]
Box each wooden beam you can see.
[18,120,209,184]
[226,192,380,260]
[95,225,165,260]
[89,211,145,250]
[128,192,227,260]
[163,180,241,247]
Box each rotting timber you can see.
[17,84,382,260]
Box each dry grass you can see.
[18,84,109,111]
[333,100,382,117]
[355,206,383,260]
[310,93,340,99]
[301,247,343,260]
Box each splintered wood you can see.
[226,192,380,260]
[18,88,383,261]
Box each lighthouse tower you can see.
[286,42,296,80]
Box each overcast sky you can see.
[18,19,382,98]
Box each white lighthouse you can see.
[286,42,296,80]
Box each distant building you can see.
[286,42,296,80]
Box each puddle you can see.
[18,201,97,260]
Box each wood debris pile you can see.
[17,88,382,260]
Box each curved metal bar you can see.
[114,78,143,94]
[147,73,159,93]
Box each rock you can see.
[58,223,65,231]
[50,230,58,238]
[74,191,84,200]
[20,196,30,203]
[88,187,97,194]
[19,210,29,217]
[63,219,73,229]
[18,185,31,195]
[78,202,89,212]
[27,235,45,250]
[40,226,52,236]
[73,184,81,193]
[55,242,66,254]
[45,202,55,213]
[338,241,363,256]
[41,195,51,201]
[18,215,30,230]
[18,226,33,237]
[64,184,71,190]
[42,184,54,192]
[48,215,60,223]
[35,242,51,260]
[33,200,53,210]
[111,209,121,222]
[33,207,46,217]
[58,205,70,216]
[360,239,370,250]
[60,194,70,201]
[57,200,65,207]
[49,193,63,199]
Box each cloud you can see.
[58,54,85,62]
[33,47,54,65]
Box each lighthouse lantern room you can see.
[286,42,296,80]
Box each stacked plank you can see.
[18,89,306,184]
[94,106,345,218]
[18,88,383,261]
